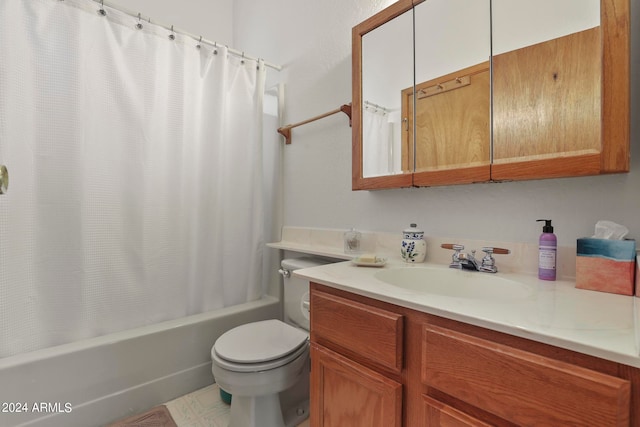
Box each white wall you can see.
[104,0,639,250]
[233,0,640,249]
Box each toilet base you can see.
[281,398,309,427]
[229,393,285,427]
[278,356,310,426]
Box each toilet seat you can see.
[213,319,309,373]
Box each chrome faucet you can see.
[441,244,510,273]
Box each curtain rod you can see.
[364,100,389,113]
[87,0,282,72]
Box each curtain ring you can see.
[168,25,175,41]
[98,0,106,16]
[241,52,245,64]
[213,42,218,55]
[136,13,143,30]
[196,36,202,50]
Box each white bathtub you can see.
[0,296,280,427]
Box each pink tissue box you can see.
[575,238,636,296]
[636,255,639,297]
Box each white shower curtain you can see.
[362,107,396,177]
[0,0,266,358]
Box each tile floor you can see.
[164,384,310,427]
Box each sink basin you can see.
[374,267,533,300]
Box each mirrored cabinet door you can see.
[491,0,605,180]
[351,0,629,191]
[491,0,629,181]
[412,0,491,186]
[352,0,414,190]
[361,9,413,179]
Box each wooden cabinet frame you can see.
[310,283,640,426]
[352,0,629,190]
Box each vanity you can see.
[295,260,640,426]
[352,0,630,190]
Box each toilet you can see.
[211,257,331,427]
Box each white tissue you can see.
[592,220,629,240]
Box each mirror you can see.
[353,0,628,190]
[354,0,492,189]
[352,0,414,190]
[491,0,603,180]
[361,8,413,179]
[412,0,491,186]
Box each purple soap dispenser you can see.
[536,219,557,281]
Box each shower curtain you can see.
[0,0,266,358]
[362,107,397,177]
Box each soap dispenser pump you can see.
[536,219,557,281]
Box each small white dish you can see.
[351,256,387,267]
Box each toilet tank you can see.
[280,257,333,331]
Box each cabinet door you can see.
[412,0,491,186]
[409,62,491,186]
[492,27,602,179]
[422,324,631,426]
[491,0,629,181]
[422,395,492,427]
[310,343,402,427]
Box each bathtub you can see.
[0,296,280,427]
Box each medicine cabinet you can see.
[352,0,630,191]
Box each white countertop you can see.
[295,258,640,368]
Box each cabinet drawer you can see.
[422,324,630,426]
[422,395,492,427]
[311,289,403,372]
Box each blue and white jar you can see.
[401,223,426,263]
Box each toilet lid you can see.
[214,319,308,364]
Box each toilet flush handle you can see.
[278,268,290,278]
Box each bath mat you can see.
[107,405,178,427]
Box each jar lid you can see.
[403,223,423,233]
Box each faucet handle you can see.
[441,243,464,251]
[481,247,510,255]
[479,247,510,273]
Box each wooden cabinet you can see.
[310,283,640,426]
[422,396,492,427]
[423,324,630,426]
[310,286,403,427]
[406,62,492,187]
[491,29,601,179]
[310,344,402,427]
[310,290,403,373]
[489,0,630,182]
[352,0,630,190]
[491,25,628,181]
